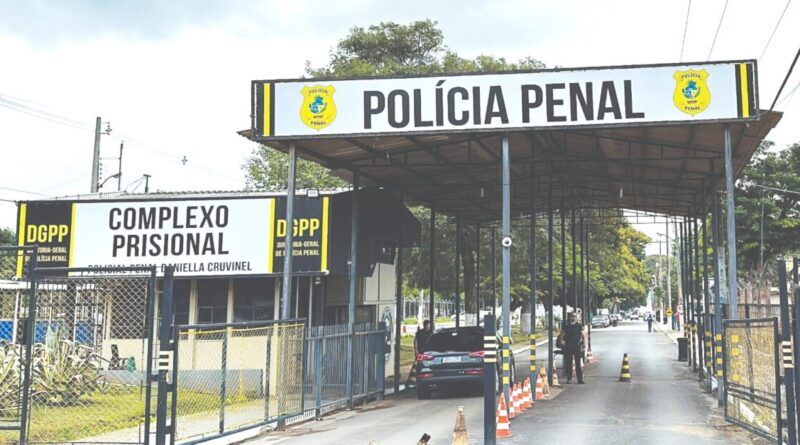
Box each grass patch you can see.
[0,386,223,443]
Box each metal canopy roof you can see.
[240,111,781,224]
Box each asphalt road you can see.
[507,321,761,445]
[247,331,557,445]
[246,321,760,445]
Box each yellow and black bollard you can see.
[619,353,631,382]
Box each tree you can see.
[243,20,546,321]
[242,21,653,332]
[0,227,14,245]
[734,141,800,302]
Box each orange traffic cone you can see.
[522,378,533,408]
[508,386,516,419]
[551,363,560,387]
[535,374,545,399]
[496,393,512,438]
[515,383,525,413]
[538,366,551,395]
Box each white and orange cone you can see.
[508,386,517,419]
[551,363,560,387]
[496,393,512,438]
[514,383,525,413]
[523,377,533,408]
[535,374,545,398]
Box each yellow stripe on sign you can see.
[320,196,329,272]
[262,83,272,137]
[739,64,750,118]
[16,203,27,278]
[502,336,510,343]
[503,363,509,371]
[267,198,276,273]
[68,203,76,267]
[502,350,509,357]
[530,365,537,372]
[503,377,509,385]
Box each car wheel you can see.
[417,385,431,400]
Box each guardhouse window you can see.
[233,278,275,321]
[173,280,191,326]
[197,279,228,324]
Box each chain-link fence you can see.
[20,269,156,444]
[0,246,35,438]
[173,320,305,443]
[723,317,781,441]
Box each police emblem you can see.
[673,69,711,116]
[300,85,337,131]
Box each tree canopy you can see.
[243,20,653,320]
[0,227,14,245]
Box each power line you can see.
[679,0,692,62]
[750,183,800,197]
[775,79,800,107]
[0,94,91,129]
[759,0,792,61]
[707,0,730,60]
[769,44,800,112]
[0,186,48,196]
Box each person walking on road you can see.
[414,320,433,356]
[647,314,654,332]
[560,312,585,384]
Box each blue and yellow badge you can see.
[300,85,337,131]
[673,69,711,116]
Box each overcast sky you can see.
[1,0,798,252]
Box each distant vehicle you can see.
[609,314,621,326]
[591,314,611,328]
[414,326,514,399]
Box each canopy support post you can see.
[723,124,739,319]
[501,134,512,406]
[346,171,360,409]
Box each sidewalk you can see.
[654,319,682,343]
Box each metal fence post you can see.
[314,332,323,419]
[779,260,797,444]
[18,249,37,445]
[156,266,175,445]
[219,329,228,434]
[483,314,497,445]
[377,323,386,399]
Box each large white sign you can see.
[71,199,273,276]
[253,61,757,139]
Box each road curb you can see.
[654,321,680,344]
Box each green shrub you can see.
[30,328,106,406]
[0,342,21,416]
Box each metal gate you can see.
[0,246,36,441]
[723,317,782,443]
[0,257,158,444]
[169,319,306,444]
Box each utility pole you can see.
[90,117,101,193]
[666,218,671,328]
[117,141,124,192]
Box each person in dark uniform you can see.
[414,320,433,356]
[647,314,654,332]
[562,312,586,384]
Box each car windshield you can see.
[423,330,483,353]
